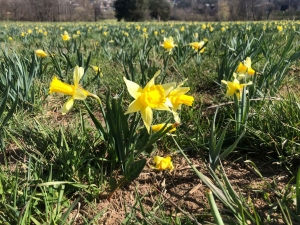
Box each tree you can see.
[149,0,171,21]
[114,0,149,21]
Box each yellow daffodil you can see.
[90,65,103,77]
[35,49,47,58]
[154,31,158,36]
[277,26,283,32]
[49,66,98,114]
[123,71,175,133]
[167,79,194,123]
[221,73,253,100]
[236,57,255,76]
[61,31,71,41]
[8,37,12,41]
[151,123,177,133]
[153,156,174,172]
[189,41,205,53]
[161,36,177,54]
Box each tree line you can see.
[0,0,299,22]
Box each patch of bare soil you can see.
[80,155,290,225]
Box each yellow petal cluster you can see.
[35,49,47,58]
[123,71,175,133]
[49,66,98,114]
[153,156,174,172]
[167,79,194,123]
[221,73,252,100]
[61,31,71,41]
[161,36,177,53]
[189,41,205,53]
[236,57,255,76]
[151,123,177,133]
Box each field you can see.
[1,20,300,224]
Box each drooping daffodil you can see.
[221,73,253,100]
[49,66,99,114]
[151,123,177,133]
[236,57,255,76]
[166,79,194,123]
[153,156,174,172]
[123,71,175,133]
[35,49,47,58]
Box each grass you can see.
[1,20,300,224]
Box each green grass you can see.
[1,20,300,224]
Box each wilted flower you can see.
[153,156,174,172]
[61,31,71,41]
[221,73,253,100]
[35,49,47,58]
[236,57,255,76]
[161,36,177,54]
[123,71,175,133]
[49,66,99,114]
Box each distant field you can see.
[1,20,300,224]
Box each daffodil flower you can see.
[90,65,103,77]
[61,31,71,41]
[123,71,175,133]
[236,57,255,76]
[167,79,194,123]
[35,49,47,58]
[161,36,177,54]
[151,123,177,133]
[189,41,205,53]
[221,73,253,100]
[153,156,174,172]
[49,66,99,114]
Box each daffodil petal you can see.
[162,82,176,96]
[73,66,84,87]
[145,70,161,89]
[124,99,143,114]
[169,87,190,96]
[140,106,153,133]
[73,88,89,100]
[123,77,142,99]
[62,98,74,115]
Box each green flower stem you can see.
[207,189,224,225]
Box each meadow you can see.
[1,20,300,224]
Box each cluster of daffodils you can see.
[161,36,207,54]
[123,70,194,133]
[221,57,255,100]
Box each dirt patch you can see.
[79,155,290,224]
